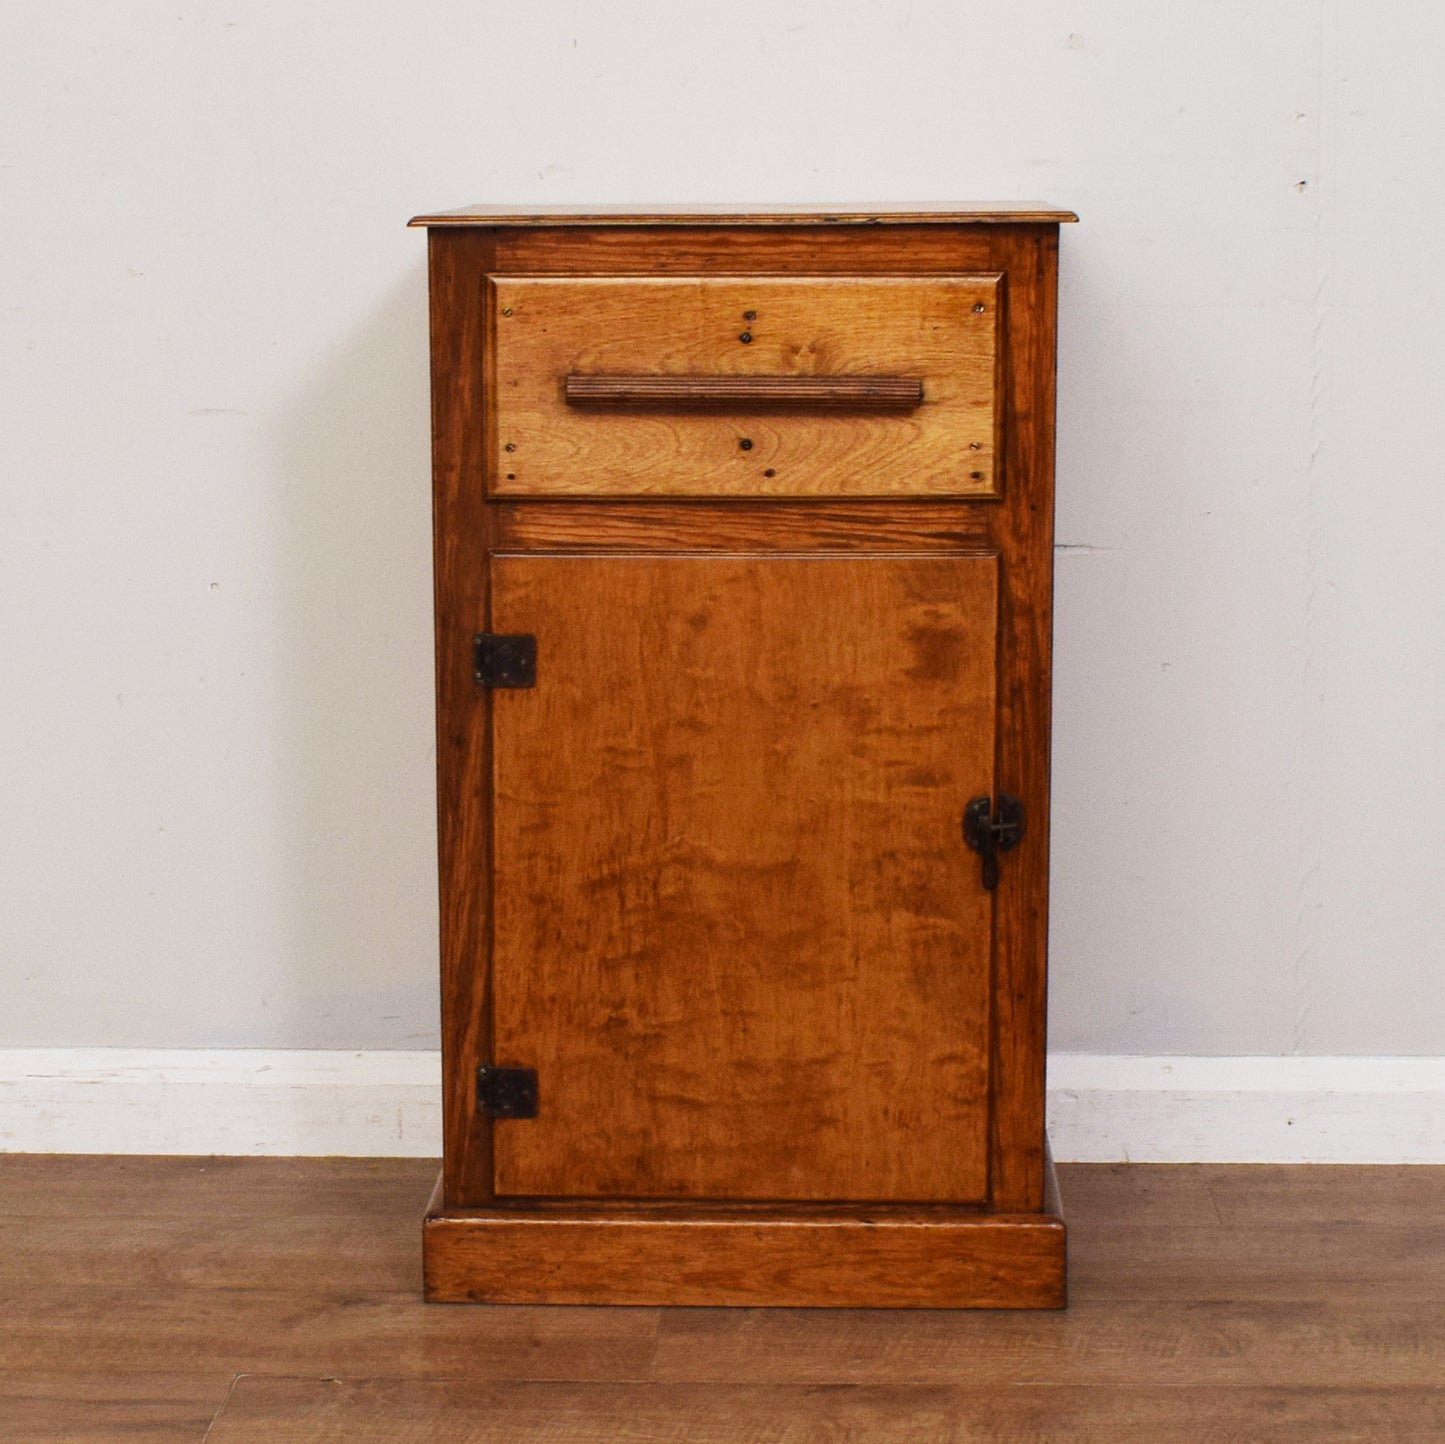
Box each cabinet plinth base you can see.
[423,1164,1066,1309]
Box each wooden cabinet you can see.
[411,204,1076,1308]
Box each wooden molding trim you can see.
[422,1174,1067,1308]
[408,203,1080,227]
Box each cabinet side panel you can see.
[987,225,1060,1211]
[428,228,496,1205]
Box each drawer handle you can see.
[564,374,924,410]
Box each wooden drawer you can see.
[486,274,1001,498]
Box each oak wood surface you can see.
[0,1159,1442,1440]
[410,202,1080,227]
[492,500,994,555]
[983,224,1059,1212]
[487,553,998,1203]
[489,274,1000,498]
[494,225,1001,275]
[428,229,497,1207]
[424,1191,1064,1309]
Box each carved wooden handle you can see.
[563,374,924,409]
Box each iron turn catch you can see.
[963,794,1026,891]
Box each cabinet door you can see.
[489,552,998,1203]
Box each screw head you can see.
[739,438,754,451]
[743,310,757,321]
[738,331,752,344]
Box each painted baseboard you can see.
[0,1049,442,1158]
[1047,1054,1445,1164]
[0,1049,1441,1162]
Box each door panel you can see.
[488,553,998,1203]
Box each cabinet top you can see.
[407,202,1077,228]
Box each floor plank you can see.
[0,1370,234,1443]
[0,1155,438,1219]
[205,1377,1445,1443]
[1070,1222,1445,1300]
[648,1299,1445,1387]
[0,1286,660,1380]
[0,1210,422,1292]
[1054,1162,1222,1227]
[1201,1164,1445,1227]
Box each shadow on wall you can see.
[266,260,441,1049]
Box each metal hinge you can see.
[473,633,536,688]
[963,794,1026,891]
[476,1066,538,1119]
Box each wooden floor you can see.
[0,1159,1440,1441]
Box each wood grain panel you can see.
[494,224,999,275]
[487,553,999,1203]
[984,224,1059,1212]
[424,1208,1064,1308]
[492,501,993,554]
[427,229,496,1206]
[489,274,1000,498]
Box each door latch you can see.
[963,794,1026,891]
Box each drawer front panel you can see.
[488,275,1001,498]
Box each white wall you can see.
[2,2,1441,1057]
